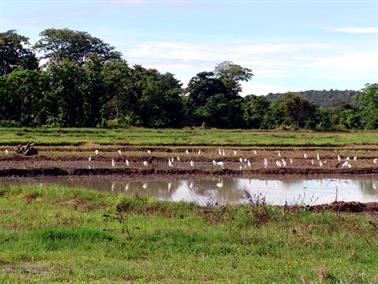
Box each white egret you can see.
[253,150,257,155]
[118,150,122,155]
[168,182,172,191]
[353,156,357,161]
[198,149,201,155]
[168,159,173,167]
[111,159,115,168]
[186,149,189,155]
[147,150,151,155]
[289,158,293,164]
[217,161,224,168]
[278,151,281,157]
[281,159,286,167]
[233,150,237,156]
[247,160,251,168]
[142,183,148,189]
[125,159,130,167]
[316,153,320,160]
[216,180,223,188]
[311,159,314,165]
[239,157,243,163]
[374,158,378,164]
[264,158,268,168]
[143,161,148,167]
[212,160,217,165]
[190,160,194,167]
[337,155,341,162]
[88,156,92,162]
[5,149,9,155]
[95,149,99,155]
[304,153,307,159]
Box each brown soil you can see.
[0,145,377,177]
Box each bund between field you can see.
[1,145,378,177]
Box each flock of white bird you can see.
[2,147,377,169]
[79,148,378,170]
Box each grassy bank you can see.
[0,184,377,282]
[1,127,378,146]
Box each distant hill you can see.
[265,90,360,107]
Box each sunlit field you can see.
[0,184,377,282]
[1,128,378,146]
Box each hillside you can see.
[265,90,360,107]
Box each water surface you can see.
[1,176,377,206]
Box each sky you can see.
[1,0,378,95]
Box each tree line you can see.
[1,28,377,129]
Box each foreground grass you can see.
[0,184,377,282]
[1,127,378,146]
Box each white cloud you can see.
[327,26,378,34]
[122,40,377,95]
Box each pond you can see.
[1,175,378,205]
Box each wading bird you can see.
[118,150,122,155]
[143,161,148,167]
[190,160,194,167]
[217,161,224,168]
[95,149,99,155]
[88,156,92,162]
[111,159,115,168]
[374,158,378,164]
[125,159,130,167]
[264,158,268,168]
[147,150,151,155]
[168,159,173,168]
[233,150,237,156]
[304,153,307,159]
[186,149,189,155]
[198,149,201,155]
[5,149,8,155]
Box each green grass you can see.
[0,127,378,146]
[0,184,377,282]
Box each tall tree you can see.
[354,83,378,129]
[242,95,270,128]
[214,61,253,98]
[0,30,38,76]
[47,60,85,126]
[34,28,121,67]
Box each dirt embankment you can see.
[0,145,377,177]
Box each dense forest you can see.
[1,29,377,130]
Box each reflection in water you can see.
[1,176,377,206]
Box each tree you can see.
[214,61,253,97]
[0,30,38,76]
[0,70,46,126]
[139,73,183,127]
[272,93,317,128]
[354,83,378,129]
[242,95,270,128]
[47,60,85,126]
[34,28,121,67]
[81,55,107,127]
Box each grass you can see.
[1,127,378,146]
[0,184,377,282]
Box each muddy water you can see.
[1,176,377,206]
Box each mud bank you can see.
[1,166,378,177]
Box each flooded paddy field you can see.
[2,175,377,206]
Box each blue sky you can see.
[1,0,377,95]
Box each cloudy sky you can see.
[1,0,377,95]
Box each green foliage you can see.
[0,30,38,76]
[355,83,378,129]
[34,28,121,66]
[0,29,376,130]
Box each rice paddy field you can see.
[1,127,378,146]
[0,128,378,282]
